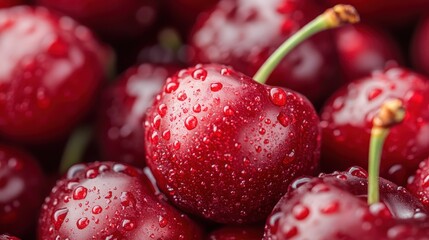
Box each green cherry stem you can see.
[59,125,93,174]
[253,4,360,84]
[368,99,406,205]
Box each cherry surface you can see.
[0,145,46,238]
[0,0,24,8]
[408,158,429,209]
[335,23,403,82]
[264,167,429,239]
[0,235,20,240]
[0,6,110,143]
[98,63,179,167]
[206,225,264,240]
[38,162,203,239]
[411,14,429,77]
[320,67,429,185]
[36,0,158,41]
[189,0,341,107]
[144,64,320,224]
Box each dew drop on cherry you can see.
[277,112,290,127]
[320,200,340,214]
[192,68,207,80]
[269,88,287,106]
[122,219,135,231]
[210,82,223,92]
[165,82,179,93]
[293,204,310,220]
[158,104,167,117]
[92,205,102,215]
[185,116,198,130]
[53,208,68,230]
[158,216,168,228]
[76,217,89,229]
[73,186,88,200]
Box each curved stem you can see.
[59,125,93,174]
[367,99,405,205]
[253,4,360,84]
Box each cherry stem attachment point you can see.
[253,4,360,84]
[368,99,406,205]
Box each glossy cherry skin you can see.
[206,225,264,240]
[412,15,429,77]
[144,64,321,224]
[0,235,20,240]
[408,158,429,208]
[335,23,403,82]
[0,145,46,238]
[0,6,110,143]
[189,0,341,107]
[264,167,429,239]
[36,0,158,40]
[98,64,179,168]
[38,162,203,239]
[320,67,429,185]
[326,0,429,26]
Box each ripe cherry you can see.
[98,63,179,167]
[0,6,111,143]
[0,145,46,238]
[189,0,342,107]
[36,0,158,40]
[145,6,359,223]
[408,158,429,208]
[320,67,429,185]
[0,235,20,240]
[38,162,204,239]
[335,23,403,82]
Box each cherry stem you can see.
[367,99,405,205]
[59,125,93,174]
[253,4,359,84]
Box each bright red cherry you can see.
[263,168,429,240]
[36,0,158,40]
[144,64,321,223]
[98,64,179,167]
[38,162,204,239]
[0,6,111,143]
[206,225,264,240]
[408,158,429,208]
[0,145,46,238]
[412,15,429,77]
[0,235,20,240]
[335,23,403,82]
[320,67,429,185]
[189,0,342,107]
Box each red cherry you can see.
[0,0,24,8]
[189,0,342,106]
[206,225,264,240]
[0,145,46,238]
[144,64,321,223]
[320,67,429,185]
[38,162,203,239]
[408,158,429,208]
[335,23,403,82]
[0,6,110,143]
[412,15,429,77]
[98,64,179,167]
[0,235,20,240]
[263,168,429,240]
[36,0,158,40]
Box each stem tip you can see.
[373,99,405,129]
[325,4,360,28]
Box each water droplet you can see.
[277,112,290,127]
[348,166,368,178]
[158,215,168,228]
[53,208,68,230]
[162,130,171,140]
[320,200,339,214]
[185,116,198,130]
[283,150,295,164]
[113,164,138,176]
[282,225,298,238]
[92,205,102,214]
[47,36,68,57]
[158,104,167,117]
[165,82,179,93]
[86,169,98,179]
[192,68,207,80]
[120,192,136,208]
[177,92,187,101]
[220,68,231,75]
[76,217,89,229]
[293,204,310,220]
[193,104,201,113]
[122,219,135,231]
[210,82,223,92]
[270,88,287,106]
[173,140,181,150]
[73,186,88,200]
[368,88,383,100]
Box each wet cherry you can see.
[38,162,203,239]
[0,6,111,143]
[98,63,179,167]
[408,158,429,208]
[189,0,342,107]
[320,67,429,185]
[0,145,46,238]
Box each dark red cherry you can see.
[320,67,429,185]
[0,235,20,240]
[38,162,203,239]
[144,64,320,224]
[335,23,403,82]
[98,64,179,167]
[412,15,429,77]
[0,145,46,238]
[206,225,264,240]
[189,0,341,107]
[408,158,429,208]
[0,0,24,8]
[0,6,111,143]
[36,0,158,40]
[264,167,429,239]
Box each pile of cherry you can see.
[2,0,429,239]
